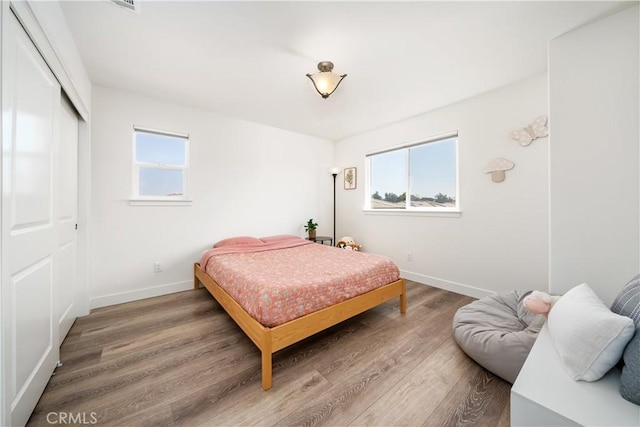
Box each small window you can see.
[132,126,189,201]
[366,133,458,211]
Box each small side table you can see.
[306,236,333,246]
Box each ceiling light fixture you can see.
[306,61,347,99]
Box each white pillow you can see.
[548,283,635,382]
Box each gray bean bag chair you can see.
[452,290,546,383]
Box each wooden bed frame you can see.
[194,262,406,390]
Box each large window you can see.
[366,132,458,211]
[132,126,189,201]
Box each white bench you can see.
[511,324,640,426]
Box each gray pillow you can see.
[619,330,639,405]
[611,274,640,324]
[611,274,640,405]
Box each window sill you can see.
[362,209,461,218]
[129,199,193,207]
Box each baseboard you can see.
[90,280,193,309]
[90,273,492,310]
[399,270,493,299]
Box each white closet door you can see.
[56,96,79,345]
[3,12,61,426]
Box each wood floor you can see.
[27,280,511,427]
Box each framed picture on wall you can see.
[344,167,357,190]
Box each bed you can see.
[194,235,406,390]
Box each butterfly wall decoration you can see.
[509,116,548,147]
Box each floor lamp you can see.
[331,167,340,246]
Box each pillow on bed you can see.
[548,283,635,382]
[260,234,301,243]
[213,236,263,248]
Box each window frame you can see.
[364,131,460,215]
[130,125,191,205]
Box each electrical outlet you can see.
[154,261,163,273]
[407,252,413,261]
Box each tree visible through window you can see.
[133,127,189,199]
[366,133,458,211]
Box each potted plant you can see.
[305,218,318,239]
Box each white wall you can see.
[90,86,334,308]
[549,6,639,306]
[335,74,549,297]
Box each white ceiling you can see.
[60,1,630,141]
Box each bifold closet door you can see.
[2,11,61,426]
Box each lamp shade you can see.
[306,61,347,99]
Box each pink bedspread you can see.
[200,236,400,327]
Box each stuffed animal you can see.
[523,291,561,317]
[336,236,361,251]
